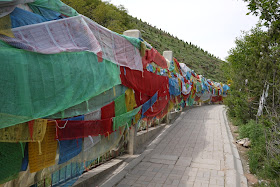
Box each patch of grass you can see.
[231,117,244,126]
[239,120,280,182]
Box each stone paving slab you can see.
[151,154,179,161]
[176,157,192,167]
[103,105,247,187]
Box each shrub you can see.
[239,120,280,181]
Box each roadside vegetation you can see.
[223,0,280,185]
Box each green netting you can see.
[114,93,127,117]
[28,0,78,17]
[0,40,12,47]
[0,142,25,184]
[113,106,142,131]
[48,85,127,119]
[0,47,121,129]
[120,34,141,49]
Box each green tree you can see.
[225,26,272,121]
[224,1,280,181]
[243,0,280,27]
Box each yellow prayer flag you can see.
[0,15,14,38]
[28,121,57,173]
[133,113,141,125]
[168,101,174,112]
[0,119,47,142]
[125,88,137,112]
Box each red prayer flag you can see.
[211,96,223,103]
[194,96,201,101]
[120,67,168,97]
[173,58,183,76]
[56,119,113,140]
[142,48,168,69]
[101,101,115,119]
[134,81,170,118]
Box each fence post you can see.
[123,29,142,38]
[163,51,173,124]
[163,51,173,62]
[123,29,141,155]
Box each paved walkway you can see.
[115,105,247,187]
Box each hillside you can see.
[62,0,226,82]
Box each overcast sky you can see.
[107,0,260,60]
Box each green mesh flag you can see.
[120,35,141,49]
[113,106,142,131]
[48,85,127,119]
[0,40,11,48]
[187,97,195,106]
[0,48,121,129]
[114,93,127,117]
[169,62,175,71]
[28,0,78,17]
[0,142,25,184]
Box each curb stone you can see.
[222,108,248,187]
